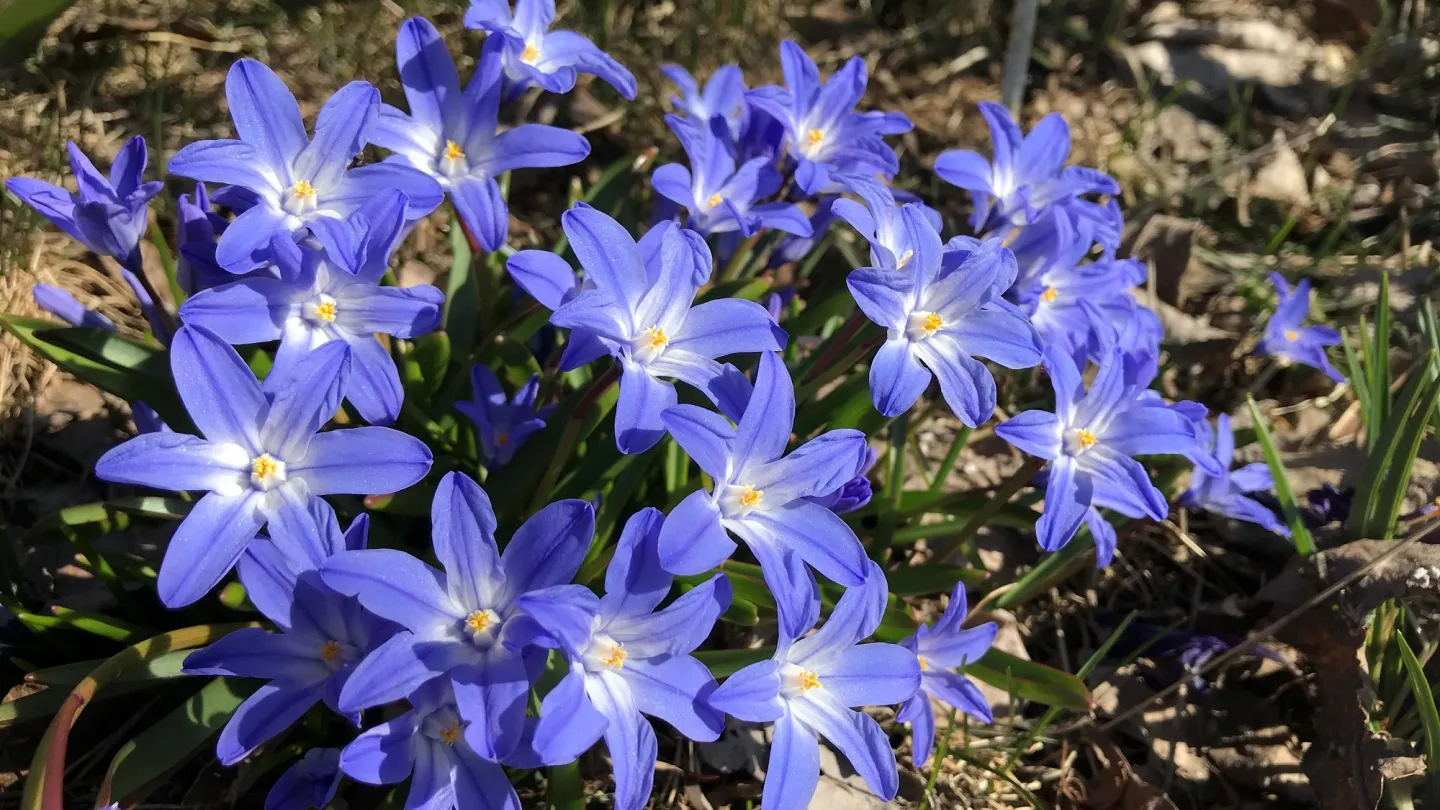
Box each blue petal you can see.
[395,17,464,133]
[344,335,406,427]
[934,149,993,193]
[650,163,695,210]
[670,298,786,358]
[489,124,592,172]
[707,659,783,723]
[169,325,266,448]
[1036,457,1091,552]
[184,627,327,684]
[924,667,994,724]
[215,202,289,272]
[994,410,1061,460]
[452,744,522,810]
[500,498,594,594]
[532,669,608,764]
[606,573,730,659]
[452,175,509,252]
[614,365,678,455]
[898,694,936,765]
[506,250,578,310]
[620,656,724,742]
[659,404,735,481]
[600,507,672,618]
[587,671,653,810]
[332,163,444,221]
[259,340,349,459]
[294,81,379,190]
[656,489,735,576]
[94,432,248,492]
[178,278,293,343]
[561,207,646,325]
[913,336,995,428]
[868,338,931,418]
[431,472,505,612]
[290,427,433,495]
[217,681,325,766]
[761,708,821,810]
[322,549,460,633]
[337,284,444,339]
[793,691,898,800]
[225,59,307,176]
[812,643,921,707]
[157,492,264,608]
[338,711,419,784]
[731,351,793,471]
[452,650,531,760]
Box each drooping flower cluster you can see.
[6,12,1328,810]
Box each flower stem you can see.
[530,365,620,512]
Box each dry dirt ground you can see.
[1,0,1438,808]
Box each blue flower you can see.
[372,18,592,251]
[456,364,551,468]
[167,59,442,271]
[651,115,813,239]
[320,471,595,761]
[896,583,995,765]
[934,102,1120,247]
[847,205,1043,423]
[464,0,637,100]
[657,351,868,633]
[94,326,433,607]
[1179,414,1289,536]
[831,174,941,270]
[662,63,747,141]
[265,748,342,810]
[178,191,444,426]
[994,347,1198,564]
[340,679,527,810]
[548,209,786,454]
[1257,272,1343,383]
[6,135,161,269]
[708,562,921,810]
[184,502,399,764]
[32,284,116,331]
[175,183,241,295]
[1306,483,1353,526]
[806,446,879,515]
[522,508,729,810]
[747,41,912,195]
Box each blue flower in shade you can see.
[934,102,1120,247]
[320,472,595,761]
[807,446,879,515]
[547,209,786,454]
[747,41,912,195]
[32,285,116,331]
[521,508,730,810]
[6,135,161,269]
[456,364,551,468]
[651,115,813,240]
[178,191,444,426]
[371,18,592,252]
[657,351,868,632]
[340,680,526,810]
[175,183,241,295]
[167,59,443,272]
[896,583,996,765]
[265,748,342,810]
[662,64,747,140]
[994,347,1198,564]
[1179,414,1289,536]
[768,196,837,269]
[94,327,432,607]
[1306,483,1353,526]
[464,0,637,101]
[708,562,921,810]
[184,506,399,763]
[847,205,1043,424]
[1256,272,1343,383]
[831,174,941,270]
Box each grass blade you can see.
[1245,395,1315,554]
[1396,634,1440,801]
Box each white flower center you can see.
[249,453,287,491]
[582,634,628,672]
[905,311,946,342]
[304,293,338,326]
[719,483,765,518]
[779,663,822,698]
[1064,428,1100,455]
[462,608,502,649]
[629,326,671,365]
[283,180,320,217]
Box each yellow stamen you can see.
[917,655,928,671]
[921,313,944,334]
[896,249,914,268]
[806,129,825,146]
[1040,286,1058,303]
[291,180,317,199]
[444,140,465,161]
[1076,429,1098,449]
[602,645,628,670]
[321,640,343,663]
[439,722,462,745]
[738,484,763,509]
[312,300,337,323]
[465,610,493,633]
[706,192,724,209]
[251,454,280,480]
[1283,329,1299,341]
[643,326,670,350]
[520,44,540,64]
[798,670,821,691]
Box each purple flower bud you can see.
[32,284,115,331]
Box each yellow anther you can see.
[1040,286,1059,303]
[602,645,628,670]
[439,722,462,745]
[896,249,914,268]
[251,454,280,480]
[321,640,343,663]
[443,140,465,161]
[706,192,724,209]
[1076,429,1098,449]
[921,313,944,334]
[1283,329,1299,341]
[917,655,929,671]
[798,670,821,691]
[466,610,493,633]
[806,129,825,146]
[644,326,670,350]
[291,180,317,199]
[312,300,337,323]
[520,44,540,64]
[738,484,763,509]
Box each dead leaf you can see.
[1082,729,1181,810]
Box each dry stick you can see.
[1087,524,1438,734]
[1001,0,1041,116]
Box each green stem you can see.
[928,457,1044,564]
[929,426,972,492]
[530,366,619,513]
[918,709,957,810]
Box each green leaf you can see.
[444,211,479,360]
[967,648,1091,712]
[410,331,452,398]
[883,565,987,597]
[1396,634,1440,801]
[546,762,584,810]
[0,0,78,57]
[694,647,773,678]
[24,650,191,687]
[97,677,251,807]
[1245,395,1315,553]
[1348,352,1440,540]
